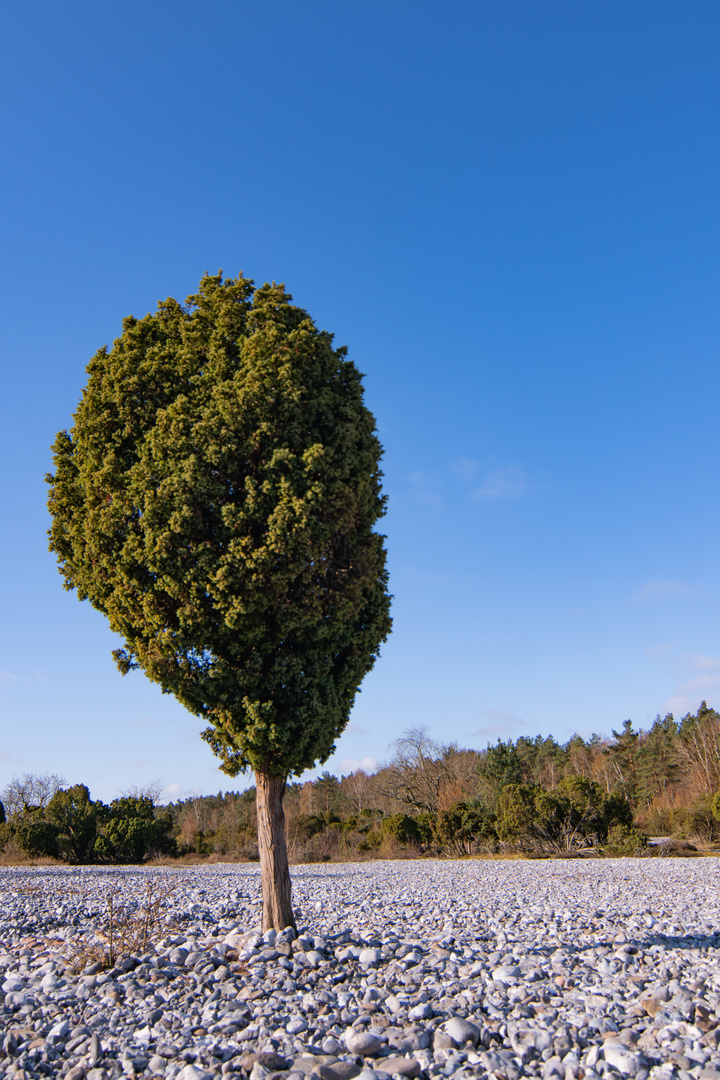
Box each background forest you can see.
[2,702,720,865]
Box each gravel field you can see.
[1,858,720,1080]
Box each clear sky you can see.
[1,1,719,804]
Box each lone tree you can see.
[46,273,392,928]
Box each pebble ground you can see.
[1,858,720,1080]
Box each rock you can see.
[602,1042,643,1076]
[443,1017,480,1046]
[312,1065,361,1080]
[287,1017,308,1034]
[345,1029,384,1056]
[359,949,382,968]
[88,1032,102,1065]
[378,1057,421,1077]
[407,1001,433,1021]
[492,965,521,984]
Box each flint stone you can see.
[378,1057,421,1077]
[312,1065,362,1080]
[603,1042,643,1076]
[408,1001,433,1021]
[346,1029,384,1056]
[359,949,382,968]
[509,1027,540,1056]
[492,964,522,984]
[287,1017,308,1034]
[88,1032,102,1064]
[443,1017,480,1047]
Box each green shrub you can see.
[603,824,647,856]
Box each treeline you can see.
[169,701,720,860]
[0,778,175,863]
[2,701,720,863]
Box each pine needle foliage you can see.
[47,272,392,779]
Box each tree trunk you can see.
[255,768,296,932]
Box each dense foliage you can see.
[46,273,391,780]
[0,783,175,863]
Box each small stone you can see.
[312,1066,361,1080]
[443,1017,480,1047]
[345,1029,384,1056]
[88,1032,102,1065]
[287,1017,308,1034]
[408,1001,433,1021]
[378,1057,421,1077]
[603,1043,642,1076]
[177,1066,211,1080]
[359,949,382,968]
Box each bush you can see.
[15,817,61,858]
[603,824,647,856]
[95,796,175,863]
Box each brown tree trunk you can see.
[255,768,296,932]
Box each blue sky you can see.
[1,1,719,803]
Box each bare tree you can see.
[379,726,477,815]
[120,780,164,805]
[343,769,371,814]
[1,773,65,817]
[675,703,720,795]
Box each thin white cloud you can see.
[345,722,368,735]
[473,466,527,501]
[408,471,443,506]
[467,708,528,740]
[632,580,696,605]
[159,782,204,804]
[677,674,719,694]
[663,693,718,717]
[690,655,720,672]
[339,756,378,775]
[451,457,481,484]
[0,672,18,687]
[643,642,675,656]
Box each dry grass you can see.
[67,880,181,972]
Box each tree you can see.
[46,272,391,928]
[1,773,65,818]
[676,702,720,795]
[95,795,175,863]
[46,784,98,863]
[477,739,524,804]
[636,713,679,806]
[604,720,641,803]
